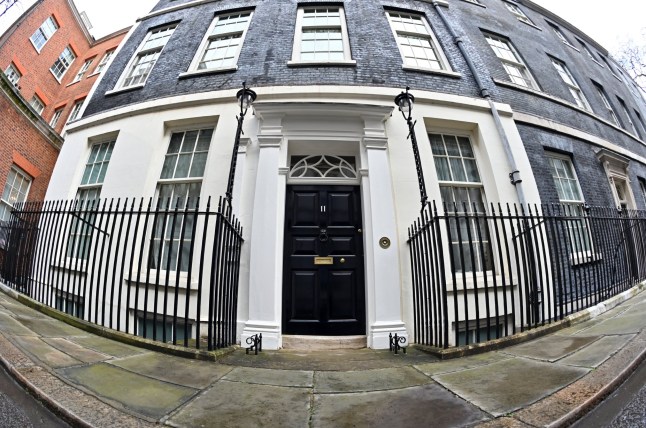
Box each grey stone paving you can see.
[12,336,82,368]
[168,381,311,428]
[312,384,489,428]
[57,363,198,419]
[109,353,233,389]
[504,335,598,362]
[0,288,645,427]
[222,366,313,388]
[559,335,635,368]
[434,357,589,416]
[42,337,110,364]
[68,335,146,357]
[314,367,430,393]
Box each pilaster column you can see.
[242,113,285,349]
[361,114,407,349]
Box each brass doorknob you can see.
[339,258,346,264]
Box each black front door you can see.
[283,185,365,335]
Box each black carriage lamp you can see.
[395,87,428,211]
[226,82,257,204]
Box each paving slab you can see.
[223,366,313,388]
[12,336,82,368]
[109,353,233,389]
[58,363,197,420]
[558,335,635,368]
[218,348,433,371]
[314,367,430,393]
[573,313,646,336]
[435,357,589,416]
[415,352,511,376]
[167,381,311,428]
[312,383,489,428]
[504,335,598,362]
[0,314,37,336]
[68,336,146,358]
[42,337,110,364]
[13,316,85,337]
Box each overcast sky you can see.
[0,0,643,52]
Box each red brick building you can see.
[0,0,128,220]
[0,0,128,133]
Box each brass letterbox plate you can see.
[314,256,334,265]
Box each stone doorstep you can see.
[282,335,367,350]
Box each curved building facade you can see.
[44,0,646,349]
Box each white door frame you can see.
[241,102,407,349]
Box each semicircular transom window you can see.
[289,155,358,180]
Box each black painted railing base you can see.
[0,196,243,351]
[408,202,646,349]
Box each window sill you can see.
[563,42,580,53]
[49,69,64,84]
[287,60,357,67]
[445,273,518,292]
[178,66,238,79]
[66,80,81,88]
[402,65,461,78]
[519,20,542,31]
[51,259,88,274]
[418,0,449,7]
[125,271,198,290]
[88,71,102,78]
[592,59,604,68]
[459,0,486,7]
[570,252,602,266]
[105,84,145,96]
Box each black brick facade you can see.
[84,0,646,208]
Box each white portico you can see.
[240,103,407,349]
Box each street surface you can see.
[0,364,68,428]
[573,356,646,427]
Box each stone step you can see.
[281,335,367,350]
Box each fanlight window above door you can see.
[289,155,357,180]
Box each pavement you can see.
[0,286,645,428]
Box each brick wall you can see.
[0,0,92,125]
[0,76,61,203]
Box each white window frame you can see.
[429,132,493,274]
[50,46,76,81]
[67,100,84,124]
[4,63,21,86]
[551,58,591,111]
[546,153,594,263]
[462,0,482,5]
[289,6,354,66]
[93,50,115,75]
[617,98,639,137]
[0,166,32,223]
[386,10,453,74]
[484,33,538,89]
[30,16,58,52]
[49,108,63,127]
[185,11,253,75]
[549,23,574,48]
[116,25,177,90]
[72,58,94,83]
[66,140,115,261]
[29,94,45,115]
[150,128,214,273]
[594,83,619,126]
[503,2,534,26]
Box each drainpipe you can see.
[431,1,527,205]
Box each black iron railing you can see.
[408,202,646,349]
[0,197,243,351]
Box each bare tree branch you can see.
[0,0,19,18]
[614,30,646,92]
